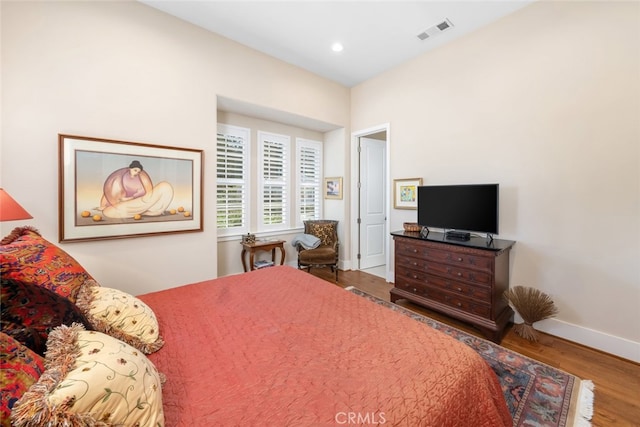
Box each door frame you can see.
[350,123,391,281]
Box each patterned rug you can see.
[346,287,594,427]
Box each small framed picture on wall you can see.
[393,178,423,209]
[324,177,343,200]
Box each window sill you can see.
[217,227,304,243]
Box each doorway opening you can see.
[350,124,390,281]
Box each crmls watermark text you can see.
[335,411,386,425]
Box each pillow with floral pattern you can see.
[0,227,93,302]
[10,324,164,427]
[76,280,164,354]
[306,222,337,246]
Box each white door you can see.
[359,137,386,269]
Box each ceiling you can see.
[139,1,534,88]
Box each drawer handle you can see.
[457,302,462,307]
[457,272,462,277]
[412,274,418,279]
[413,249,418,253]
[456,287,463,292]
[457,257,463,262]
[412,261,418,266]
[413,288,417,293]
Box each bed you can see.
[1,227,511,426]
[139,266,511,426]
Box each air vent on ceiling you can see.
[417,18,454,41]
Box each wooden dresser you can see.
[391,231,515,343]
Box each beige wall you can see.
[323,127,350,267]
[352,1,639,360]
[1,1,349,294]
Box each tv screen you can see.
[417,184,499,235]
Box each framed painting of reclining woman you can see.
[58,134,203,242]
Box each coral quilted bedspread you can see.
[139,266,511,426]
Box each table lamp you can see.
[0,188,33,221]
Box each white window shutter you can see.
[296,138,322,226]
[258,131,289,230]
[216,124,250,235]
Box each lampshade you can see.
[0,188,33,221]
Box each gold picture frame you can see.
[324,177,343,200]
[393,178,423,209]
[59,134,203,242]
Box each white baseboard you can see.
[347,267,640,363]
[519,315,640,363]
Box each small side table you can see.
[240,240,286,272]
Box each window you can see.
[296,138,322,226]
[216,124,250,235]
[258,131,290,230]
[217,121,324,237]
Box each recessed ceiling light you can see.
[331,42,344,53]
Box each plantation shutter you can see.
[259,131,289,229]
[217,125,249,235]
[296,139,322,225]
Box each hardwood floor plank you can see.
[305,267,640,427]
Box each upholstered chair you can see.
[296,220,339,280]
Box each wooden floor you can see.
[307,268,640,427]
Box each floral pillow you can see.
[0,227,93,302]
[76,280,164,354]
[1,278,93,356]
[0,332,45,427]
[306,222,337,246]
[10,324,165,427]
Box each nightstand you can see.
[240,240,286,272]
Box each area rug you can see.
[345,286,594,427]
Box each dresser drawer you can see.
[426,248,493,272]
[395,277,491,318]
[397,254,492,286]
[396,240,428,259]
[395,239,493,272]
[395,277,425,294]
[424,261,492,286]
[424,273,491,302]
[437,292,491,318]
[396,266,490,301]
[396,254,428,271]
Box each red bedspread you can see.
[139,266,511,426]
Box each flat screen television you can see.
[417,184,499,236]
